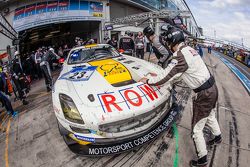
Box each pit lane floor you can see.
[0,51,249,167]
[213,51,250,80]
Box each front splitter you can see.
[63,103,180,156]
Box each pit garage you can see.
[11,0,107,53]
[19,21,101,53]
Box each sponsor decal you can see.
[122,39,132,43]
[59,66,97,81]
[189,49,199,56]
[85,108,178,155]
[123,60,135,64]
[132,66,140,70]
[117,57,126,61]
[13,1,103,32]
[74,134,95,143]
[100,63,126,77]
[97,84,162,113]
[89,59,132,84]
[36,2,47,14]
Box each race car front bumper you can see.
[58,103,180,156]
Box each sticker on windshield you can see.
[70,51,81,62]
[59,66,97,81]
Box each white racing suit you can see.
[146,42,221,159]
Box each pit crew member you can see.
[140,27,222,167]
[119,30,135,56]
[143,26,172,68]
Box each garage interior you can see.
[19,21,101,53]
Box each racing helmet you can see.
[49,48,54,52]
[14,51,19,56]
[143,26,155,40]
[165,27,185,49]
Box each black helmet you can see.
[143,26,155,39]
[165,27,185,49]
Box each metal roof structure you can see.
[0,13,18,40]
[0,0,16,9]
[205,36,250,51]
[108,9,191,25]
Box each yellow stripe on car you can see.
[69,134,91,145]
[85,44,98,48]
[89,59,132,84]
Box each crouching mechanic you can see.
[139,27,222,167]
[143,26,171,68]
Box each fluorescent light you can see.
[51,30,60,34]
[31,38,39,41]
[45,34,53,38]
[30,35,39,39]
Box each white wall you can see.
[109,0,145,39]
[110,0,145,19]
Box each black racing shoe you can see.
[47,87,52,92]
[208,135,222,146]
[22,99,29,105]
[190,155,208,167]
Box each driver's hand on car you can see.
[147,72,157,77]
[139,72,157,83]
[139,77,148,83]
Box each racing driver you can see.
[140,27,222,167]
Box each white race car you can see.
[52,44,179,155]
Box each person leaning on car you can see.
[143,26,172,68]
[140,26,222,167]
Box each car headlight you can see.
[59,94,84,124]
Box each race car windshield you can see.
[68,46,120,64]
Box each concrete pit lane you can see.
[0,51,250,167]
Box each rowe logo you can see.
[97,84,162,113]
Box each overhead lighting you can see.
[51,30,60,34]
[31,38,39,42]
[31,31,38,35]
[45,34,53,38]
[30,35,39,39]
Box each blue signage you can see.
[13,0,104,32]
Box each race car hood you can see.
[57,55,171,124]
